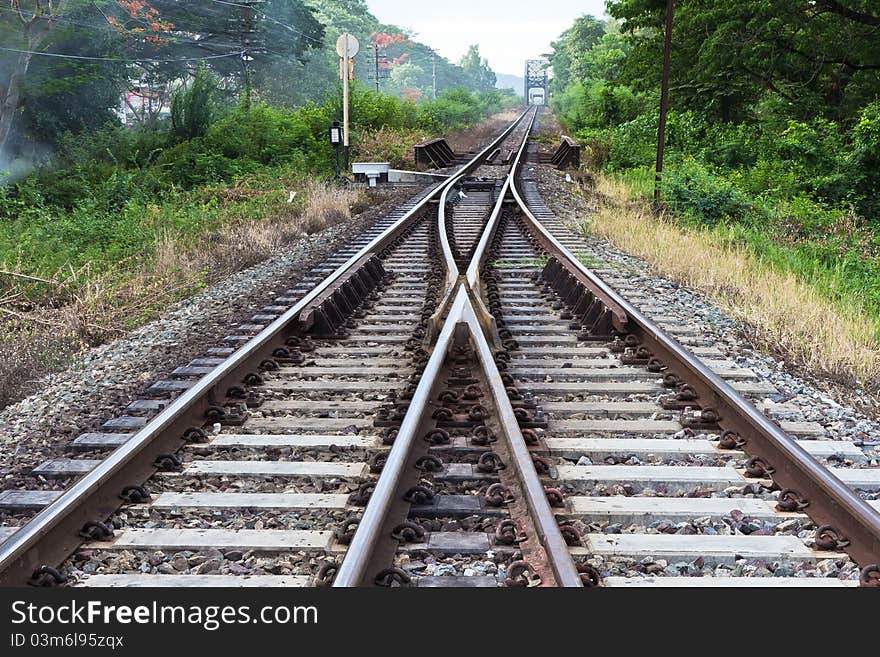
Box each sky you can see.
[365,1,608,76]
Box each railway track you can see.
[1,106,878,587]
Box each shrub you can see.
[662,158,753,224]
[849,100,880,220]
[171,67,217,141]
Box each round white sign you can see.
[336,33,360,58]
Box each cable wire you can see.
[0,46,245,63]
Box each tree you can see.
[609,0,880,123]
[0,0,74,156]
[20,17,128,147]
[548,14,605,93]
[460,45,496,93]
[171,65,216,140]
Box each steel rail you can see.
[333,286,582,587]
[0,109,534,585]
[427,107,538,341]
[336,105,582,587]
[437,107,533,288]
[464,110,536,288]
[331,289,465,587]
[508,152,880,569]
[461,291,583,587]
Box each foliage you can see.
[549,5,880,334]
[459,45,497,93]
[171,67,217,141]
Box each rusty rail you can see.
[508,148,880,578]
[0,109,534,586]
[332,287,582,587]
[335,105,582,587]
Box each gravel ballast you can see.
[0,186,426,489]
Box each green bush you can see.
[662,158,753,224]
[418,89,484,131]
[171,68,217,141]
[849,100,880,220]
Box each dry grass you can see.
[207,179,367,270]
[355,126,432,168]
[0,180,369,406]
[584,175,880,391]
[0,327,81,408]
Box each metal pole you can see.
[343,38,350,174]
[654,0,675,206]
[374,46,380,93]
[432,52,437,99]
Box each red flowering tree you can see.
[107,0,174,46]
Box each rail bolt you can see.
[521,429,540,446]
[29,566,67,588]
[495,519,521,545]
[314,561,339,587]
[79,521,115,541]
[676,384,699,402]
[471,425,496,446]
[374,567,412,587]
[120,485,151,504]
[391,521,426,543]
[477,451,506,473]
[182,427,208,444]
[415,455,444,473]
[814,525,851,551]
[369,452,387,474]
[468,405,489,422]
[205,406,226,423]
[505,560,537,587]
[350,483,375,506]
[718,430,746,449]
[154,453,183,471]
[560,524,582,546]
[335,516,360,545]
[423,428,451,445]
[859,565,880,587]
[775,489,810,512]
[403,485,435,505]
[463,384,483,400]
[577,563,602,588]
[531,455,551,474]
[745,456,775,478]
[484,483,514,507]
[545,487,565,508]
[647,358,664,373]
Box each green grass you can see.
[711,222,880,339]
[608,166,654,198]
[599,162,880,340]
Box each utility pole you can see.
[237,0,263,110]
[432,52,437,99]
[373,44,380,93]
[654,0,675,206]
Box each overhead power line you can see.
[0,46,245,64]
[208,0,325,45]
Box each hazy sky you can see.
[365,1,609,76]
